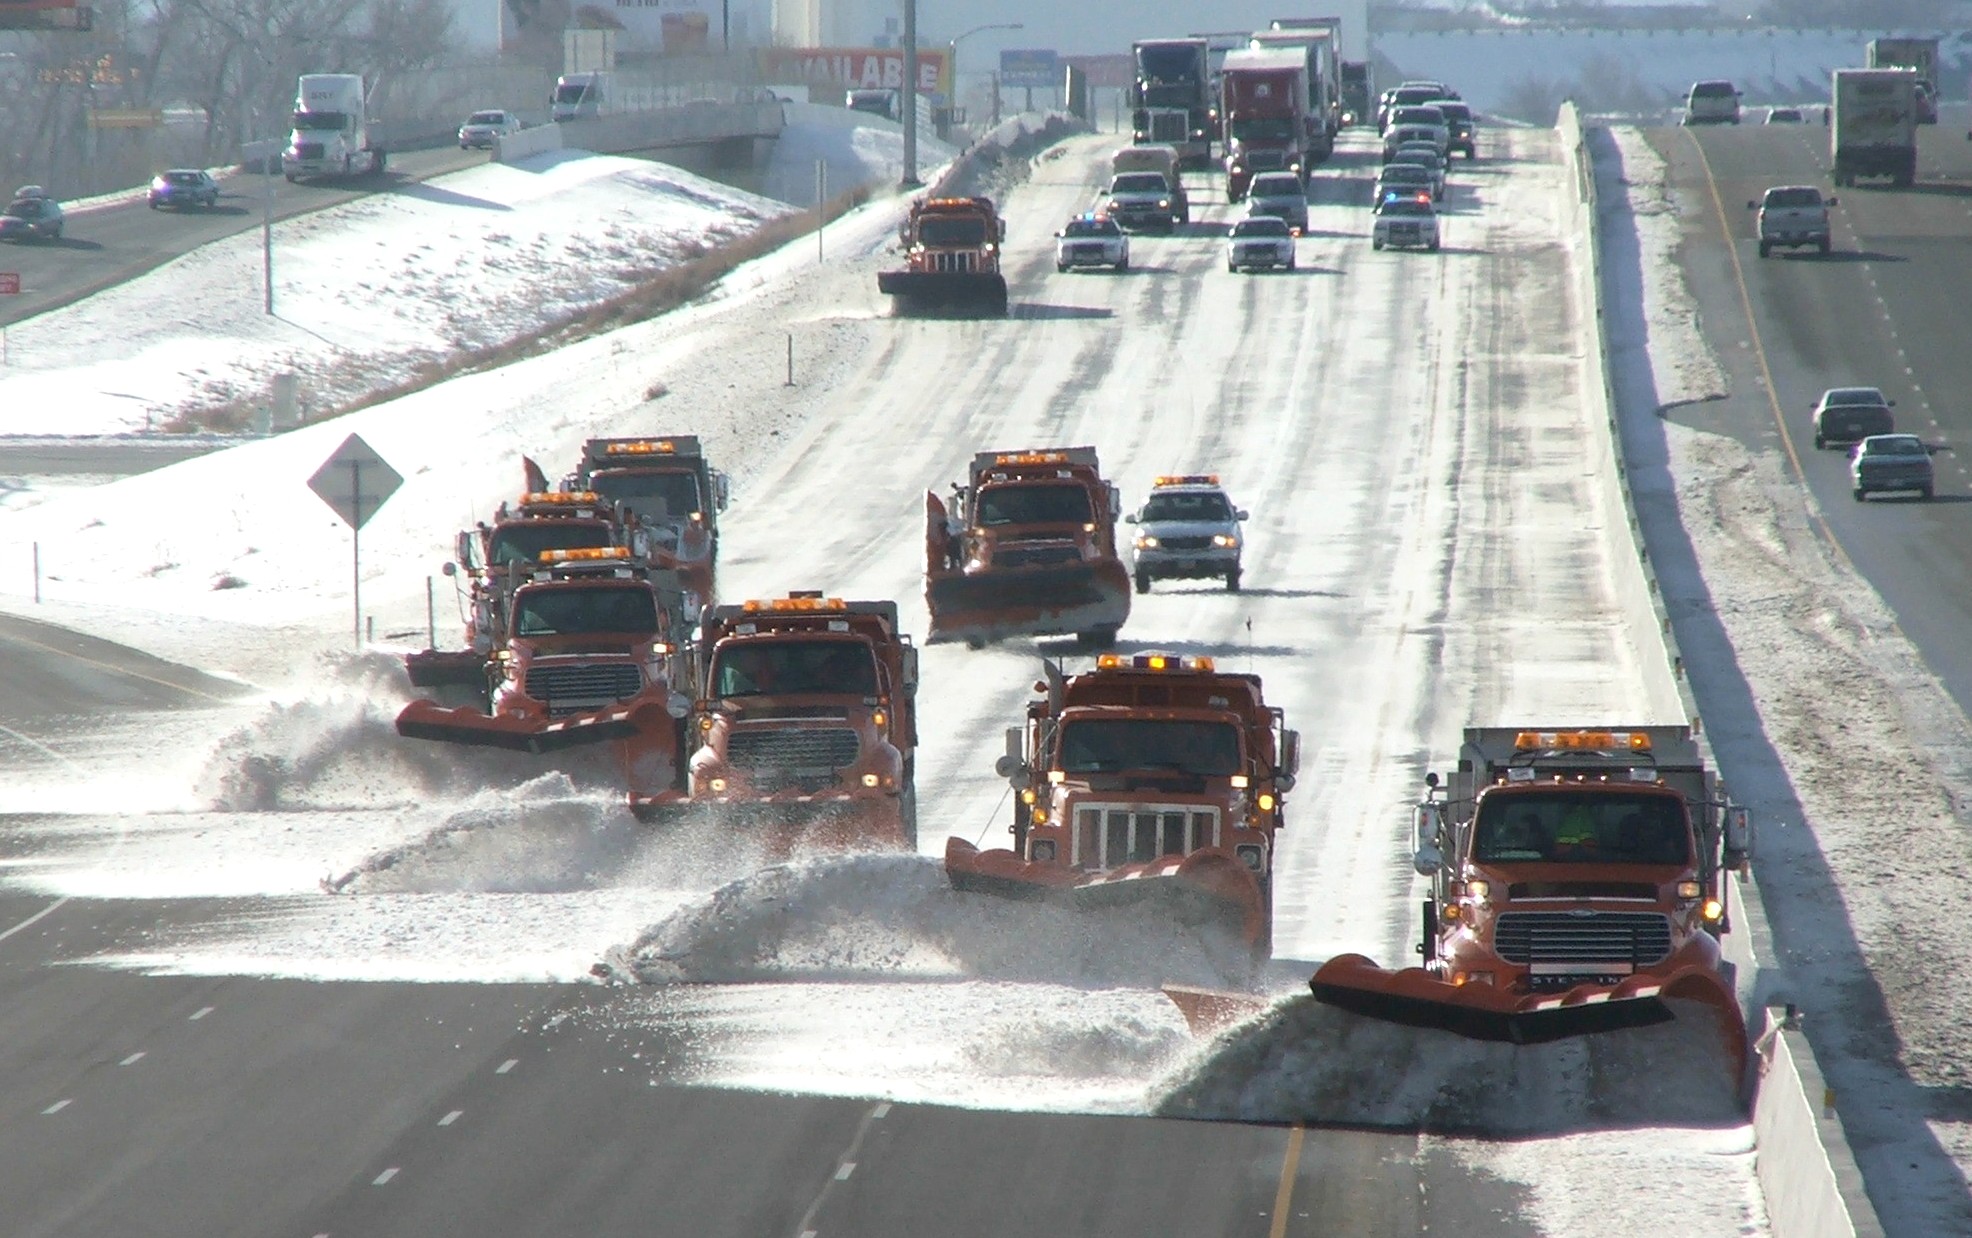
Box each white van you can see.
[1683,80,1741,125]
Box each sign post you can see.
[0,271,17,366]
[307,434,404,647]
[242,139,281,315]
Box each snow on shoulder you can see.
[0,151,790,439]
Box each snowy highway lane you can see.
[0,127,1764,1236]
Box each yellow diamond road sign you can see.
[308,433,402,530]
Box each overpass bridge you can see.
[494,100,787,164]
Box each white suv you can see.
[1227,216,1296,272]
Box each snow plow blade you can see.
[878,270,1008,316]
[944,837,1266,947]
[404,649,487,689]
[394,699,657,755]
[1308,954,1748,1063]
[925,562,1131,645]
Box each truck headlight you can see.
[1676,880,1702,900]
[1212,534,1238,548]
[1135,535,1158,549]
[861,773,881,788]
[1031,839,1056,863]
[1234,843,1264,871]
[1466,879,1490,901]
[708,776,728,793]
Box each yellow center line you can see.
[2,629,239,705]
[1683,127,1862,578]
[1268,1121,1305,1238]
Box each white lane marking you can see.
[496,1058,517,1074]
[119,1052,145,1066]
[870,1103,890,1119]
[439,1110,463,1126]
[42,1099,70,1114]
[189,1006,214,1021]
[792,1102,888,1238]
[0,897,70,945]
[373,1167,399,1185]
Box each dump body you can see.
[878,196,1008,315]
[1131,39,1213,168]
[1831,68,1919,187]
[1311,726,1751,1065]
[396,550,695,810]
[282,74,385,181]
[1866,37,1938,123]
[924,446,1131,647]
[1254,22,1340,160]
[569,436,729,617]
[1220,49,1310,200]
[685,595,919,848]
[946,653,1300,957]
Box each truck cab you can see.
[1411,728,1749,994]
[552,72,608,122]
[688,594,919,848]
[282,73,384,181]
[492,549,691,725]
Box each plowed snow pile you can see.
[1152,997,1742,1133]
[605,853,1259,990]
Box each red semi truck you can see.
[1219,47,1310,201]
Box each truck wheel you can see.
[1922,486,1934,501]
[1056,262,1069,273]
[1225,568,1241,593]
[1227,261,1238,272]
[1372,237,1384,250]
[1853,488,1866,501]
[1757,240,1771,258]
[1813,433,1825,450]
[900,758,918,850]
[1116,257,1129,272]
[1818,238,1830,256]
[1135,570,1150,594]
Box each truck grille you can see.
[1156,535,1212,551]
[1245,150,1285,170]
[1073,804,1220,869]
[524,662,644,714]
[928,251,980,274]
[997,543,1081,568]
[728,728,859,774]
[294,142,324,159]
[1493,911,1672,967]
[1149,113,1189,142]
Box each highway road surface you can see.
[0,122,1754,1237]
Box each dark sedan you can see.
[149,169,221,210]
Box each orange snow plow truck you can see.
[680,593,919,845]
[946,652,1300,957]
[878,195,1008,316]
[395,547,695,807]
[1311,726,1753,1061]
[405,489,630,698]
[564,437,729,621]
[925,447,1132,648]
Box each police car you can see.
[1055,213,1130,272]
[1126,475,1248,592]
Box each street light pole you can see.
[900,0,919,187]
[947,21,1023,138]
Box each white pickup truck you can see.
[1748,185,1834,257]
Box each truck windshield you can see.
[919,216,987,247]
[486,522,612,566]
[1136,46,1200,80]
[1058,720,1242,777]
[513,585,659,637]
[1112,173,1169,194]
[712,640,877,698]
[554,83,593,104]
[975,483,1093,527]
[1472,792,1691,865]
[1231,118,1294,143]
[589,469,701,523]
[291,110,348,131]
[1141,491,1232,522]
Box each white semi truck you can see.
[1866,37,1939,124]
[1830,67,1919,188]
[281,74,385,181]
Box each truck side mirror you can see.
[1236,510,1249,521]
[1724,805,1753,873]
[1412,803,1444,876]
[1124,513,1138,524]
[902,646,919,689]
[454,530,475,570]
[713,471,731,511]
[1279,729,1301,778]
[441,561,457,577]
[1826,196,1837,206]
[1745,200,1757,209]
[994,727,1030,787]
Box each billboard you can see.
[758,47,948,95]
[568,1,722,55]
[0,0,93,31]
[1062,54,1132,91]
[998,49,1058,90]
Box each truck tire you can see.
[1757,240,1771,258]
[1853,487,1866,501]
[1225,567,1241,593]
[900,758,918,849]
[1056,262,1069,273]
[1372,237,1384,250]
[1814,433,1825,450]
[1135,570,1151,595]
[1818,238,1831,256]
[1922,485,1934,501]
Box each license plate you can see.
[1175,558,1198,570]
